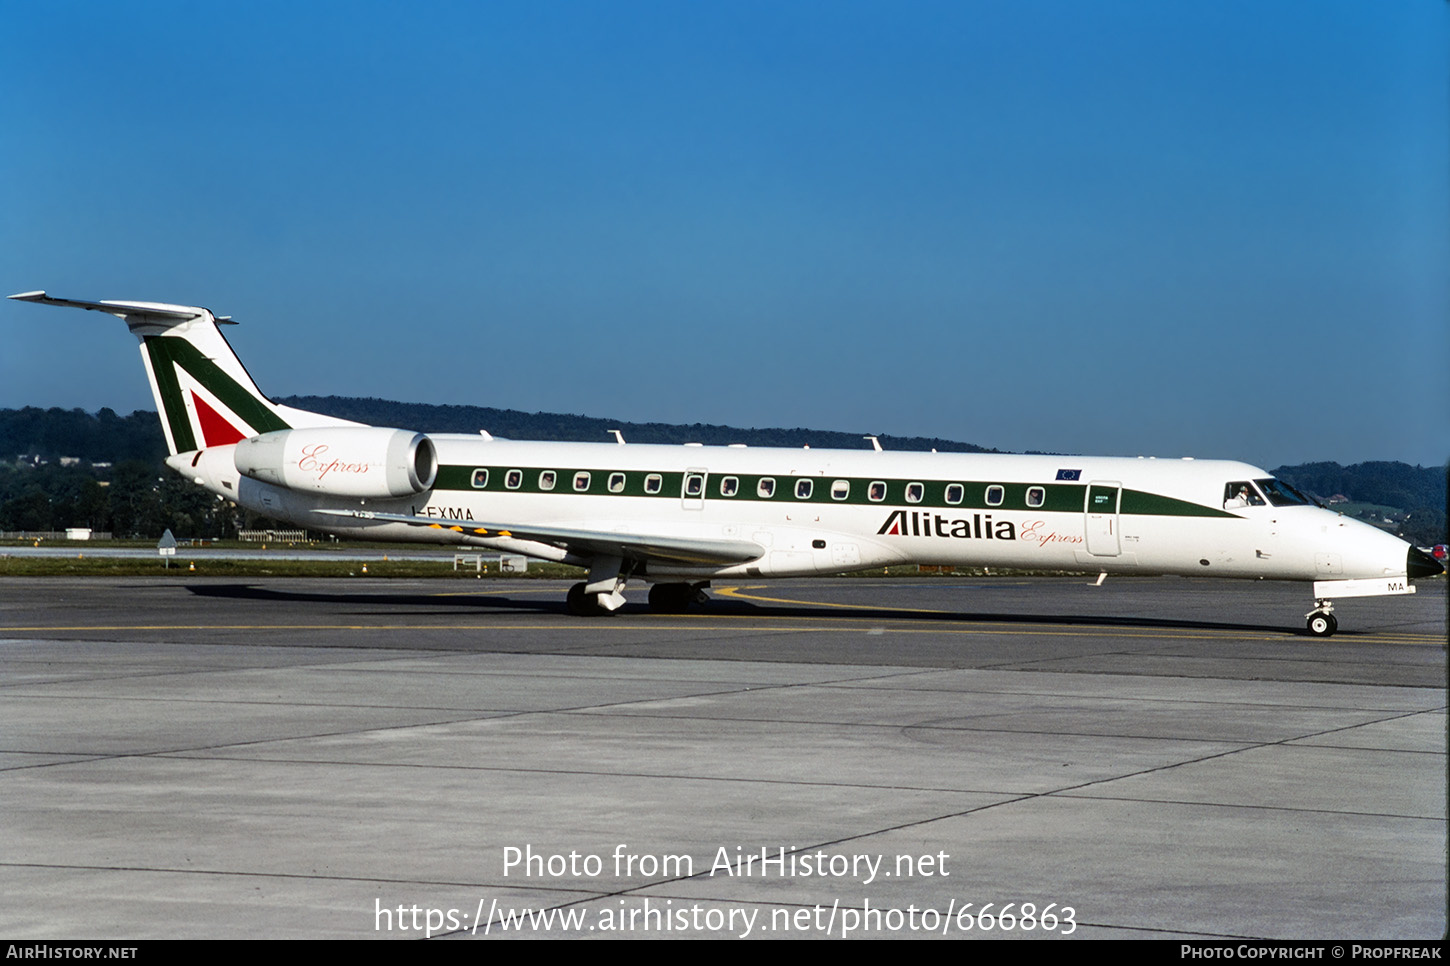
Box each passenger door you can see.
[1085,481,1121,557]
[681,468,708,511]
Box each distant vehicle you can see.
[1432,544,1448,564]
[10,290,1444,635]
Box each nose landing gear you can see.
[1305,575,1421,638]
[1305,600,1338,637]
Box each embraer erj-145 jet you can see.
[11,291,1442,634]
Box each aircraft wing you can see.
[313,509,765,567]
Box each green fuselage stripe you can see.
[431,465,1235,517]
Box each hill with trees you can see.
[278,395,1000,452]
[1270,461,1446,547]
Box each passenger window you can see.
[471,469,489,489]
[505,469,523,490]
[684,473,705,497]
[985,485,1004,506]
[608,472,626,493]
[868,481,887,502]
[538,470,556,491]
[831,480,849,500]
[1026,486,1045,508]
[720,476,739,497]
[758,478,776,498]
[573,471,591,492]
[945,483,964,505]
[795,479,813,500]
[906,482,924,504]
[644,473,662,494]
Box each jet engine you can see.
[234,427,437,499]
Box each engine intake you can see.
[234,427,437,499]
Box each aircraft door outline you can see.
[1085,481,1121,557]
[682,468,708,511]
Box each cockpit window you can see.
[1255,478,1312,507]
[1223,481,1266,508]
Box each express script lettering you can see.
[297,444,370,480]
[1019,520,1083,548]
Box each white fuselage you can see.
[182,437,1415,584]
[17,289,1429,630]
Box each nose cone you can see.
[1408,546,1445,578]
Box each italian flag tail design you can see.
[138,328,293,454]
[6,292,358,455]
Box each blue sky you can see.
[2,1,1446,467]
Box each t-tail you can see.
[7,292,358,454]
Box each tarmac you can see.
[0,574,1444,939]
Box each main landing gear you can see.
[565,580,711,616]
[647,582,710,614]
[566,581,613,617]
[565,554,629,616]
[1305,600,1338,638]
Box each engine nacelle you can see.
[234,427,437,499]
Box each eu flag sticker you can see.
[1056,469,1082,481]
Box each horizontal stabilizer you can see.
[9,289,356,455]
[7,291,234,325]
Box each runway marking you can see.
[709,586,1446,644]
[715,585,952,614]
[0,620,1439,645]
[0,620,1240,638]
[426,588,566,597]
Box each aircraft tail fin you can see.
[7,291,359,456]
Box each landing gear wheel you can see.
[648,583,693,614]
[1307,612,1338,637]
[566,581,605,617]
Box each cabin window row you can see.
[474,468,669,494]
[475,468,628,493]
[470,469,1046,507]
[893,482,1044,507]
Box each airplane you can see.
[9,290,1442,634]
